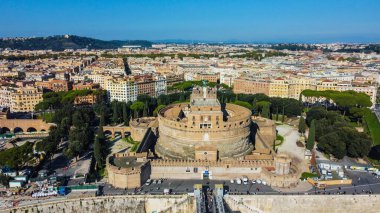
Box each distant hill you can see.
[0,35,153,51]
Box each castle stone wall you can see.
[156,103,253,159]
[225,195,380,213]
[5,195,195,213]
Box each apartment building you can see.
[165,73,184,87]
[288,78,317,99]
[0,86,13,109]
[72,82,98,90]
[154,75,167,97]
[0,86,43,112]
[105,78,138,103]
[233,77,270,95]
[194,72,220,83]
[35,79,72,92]
[268,78,289,98]
[232,76,377,105]
[135,75,156,97]
[177,64,210,74]
[316,80,377,104]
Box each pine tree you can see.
[306,119,316,150]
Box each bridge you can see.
[0,119,55,134]
[102,124,131,138]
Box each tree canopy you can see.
[306,107,372,159]
[301,90,372,108]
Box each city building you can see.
[0,86,43,112]
[35,79,72,92]
[105,77,138,103]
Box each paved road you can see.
[101,172,380,196]
[102,179,277,196]
[4,174,380,210]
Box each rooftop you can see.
[111,156,146,168]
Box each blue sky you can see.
[1,0,380,42]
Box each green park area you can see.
[363,111,380,146]
[300,89,380,161]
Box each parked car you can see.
[145,179,152,185]
[242,176,249,185]
[236,178,242,185]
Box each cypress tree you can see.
[298,116,306,135]
[262,104,270,118]
[143,102,148,117]
[112,103,118,124]
[93,136,103,169]
[275,107,279,121]
[306,119,316,150]
[122,103,128,125]
[281,106,285,123]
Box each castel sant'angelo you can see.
[106,85,302,189]
[155,86,254,159]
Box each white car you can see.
[251,180,256,184]
[236,178,242,185]
[230,179,234,184]
[145,179,152,185]
[153,179,157,184]
[242,176,249,185]
[262,181,267,185]
[256,179,262,184]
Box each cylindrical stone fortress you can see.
[155,86,253,159]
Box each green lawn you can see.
[364,112,380,145]
[38,112,54,123]
[300,172,318,180]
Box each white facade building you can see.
[155,75,167,97]
[106,79,137,103]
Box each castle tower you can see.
[274,153,292,175]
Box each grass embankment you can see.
[125,136,140,152]
[275,134,284,146]
[364,112,380,145]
